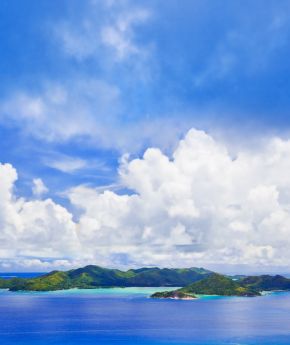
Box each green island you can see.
[0,265,290,299]
[0,265,211,291]
[151,273,259,298]
[151,273,290,299]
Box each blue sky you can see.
[1,0,290,199]
[2,0,290,271]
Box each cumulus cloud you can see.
[2,129,290,270]
[67,129,290,268]
[0,163,79,265]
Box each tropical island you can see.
[151,273,260,298]
[0,265,212,291]
[151,273,290,299]
[0,265,290,299]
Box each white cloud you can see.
[0,79,194,152]
[3,129,290,270]
[68,129,290,268]
[100,8,150,60]
[0,163,78,262]
[32,178,48,196]
[0,80,120,143]
[56,1,151,62]
[45,155,87,173]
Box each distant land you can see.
[1,265,290,299]
[151,273,290,299]
[0,265,211,291]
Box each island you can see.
[151,273,261,298]
[151,273,290,299]
[151,290,197,300]
[240,274,290,291]
[0,265,212,291]
[1,265,290,299]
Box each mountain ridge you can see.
[0,265,212,291]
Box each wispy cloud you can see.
[32,178,49,196]
[194,6,289,87]
[55,0,151,62]
[100,8,151,60]
[0,80,121,143]
[45,155,87,173]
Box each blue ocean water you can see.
[1,278,290,344]
[0,272,45,279]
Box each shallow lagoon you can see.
[1,287,290,345]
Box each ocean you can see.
[0,272,45,279]
[0,273,290,345]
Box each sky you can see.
[1,0,290,273]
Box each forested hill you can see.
[151,273,290,299]
[0,265,212,291]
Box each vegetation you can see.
[0,265,212,291]
[2,265,290,297]
[151,273,290,299]
[151,273,261,298]
[151,290,196,299]
[240,274,290,291]
[180,273,260,296]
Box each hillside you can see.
[240,274,290,291]
[180,273,260,296]
[0,265,212,291]
[151,273,261,298]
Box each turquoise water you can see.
[1,286,290,344]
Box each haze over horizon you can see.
[1,0,290,273]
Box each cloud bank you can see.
[2,129,290,271]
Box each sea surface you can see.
[1,273,290,345]
[0,272,45,279]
